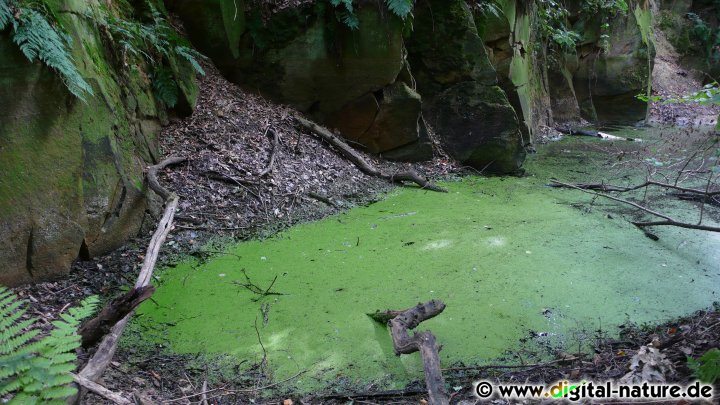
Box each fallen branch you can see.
[72,373,132,405]
[72,157,184,403]
[556,127,641,142]
[372,300,449,405]
[233,269,285,301]
[258,127,280,177]
[204,170,258,186]
[78,285,155,348]
[296,116,447,193]
[550,180,720,233]
[314,388,427,401]
[165,369,309,402]
[549,180,720,196]
[201,380,208,405]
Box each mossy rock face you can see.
[325,82,424,154]
[0,0,197,286]
[171,2,434,159]
[477,1,555,133]
[408,0,524,172]
[548,59,582,123]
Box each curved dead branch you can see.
[72,157,184,403]
[296,116,447,193]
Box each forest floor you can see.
[11,63,720,403]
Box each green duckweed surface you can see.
[131,131,720,391]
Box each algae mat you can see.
[133,148,720,391]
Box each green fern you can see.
[329,0,413,29]
[175,45,206,76]
[0,0,12,30]
[688,348,720,383]
[0,286,98,404]
[0,0,93,100]
[103,1,205,109]
[153,67,179,108]
[386,0,413,19]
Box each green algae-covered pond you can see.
[129,129,720,392]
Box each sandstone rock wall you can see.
[481,0,655,126]
[0,0,197,285]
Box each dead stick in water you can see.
[550,179,720,232]
[371,300,450,405]
[296,116,447,193]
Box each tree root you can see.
[296,116,447,193]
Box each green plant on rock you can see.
[0,0,93,100]
[101,1,205,107]
[688,348,720,383]
[329,0,413,30]
[0,286,99,403]
[473,0,503,19]
[537,0,580,52]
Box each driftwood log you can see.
[371,300,449,405]
[296,117,447,193]
[70,156,185,404]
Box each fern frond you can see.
[175,45,206,75]
[0,0,12,31]
[0,287,98,402]
[11,9,93,100]
[386,0,413,19]
[338,9,359,30]
[153,67,179,108]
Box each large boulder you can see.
[325,82,423,154]
[427,82,524,172]
[0,1,197,286]
[408,0,525,173]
